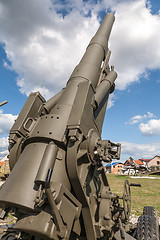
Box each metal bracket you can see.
[87,129,121,164]
[45,169,66,238]
[97,140,121,162]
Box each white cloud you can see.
[109,0,160,90]
[0,110,17,135]
[126,112,156,125]
[139,119,160,136]
[125,112,160,136]
[0,0,100,99]
[121,141,160,160]
[0,137,8,159]
[107,93,116,109]
[0,0,159,100]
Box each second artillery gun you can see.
[0,13,159,240]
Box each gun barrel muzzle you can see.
[89,13,115,56]
[68,13,115,88]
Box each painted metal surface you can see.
[0,13,138,240]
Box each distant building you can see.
[124,159,144,167]
[138,158,152,166]
[0,160,10,175]
[106,162,124,174]
[148,155,160,168]
[112,163,124,174]
[123,158,147,175]
[0,154,8,170]
[0,161,4,169]
[0,154,10,178]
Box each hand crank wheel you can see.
[123,180,131,220]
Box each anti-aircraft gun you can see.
[0,13,159,240]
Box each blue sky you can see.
[0,0,160,162]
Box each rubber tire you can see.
[137,215,159,240]
[0,230,33,240]
[143,206,157,217]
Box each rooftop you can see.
[139,158,152,162]
[0,162,4,167]
[106,162,123,168]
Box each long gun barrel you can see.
[69,13,115,89]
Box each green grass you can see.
[106,174,160,216]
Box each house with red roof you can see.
[138,158,152,166]
[124,158,144,167]
[0,162,4,168]
[147,155,160,168]
[123,157,148,175]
